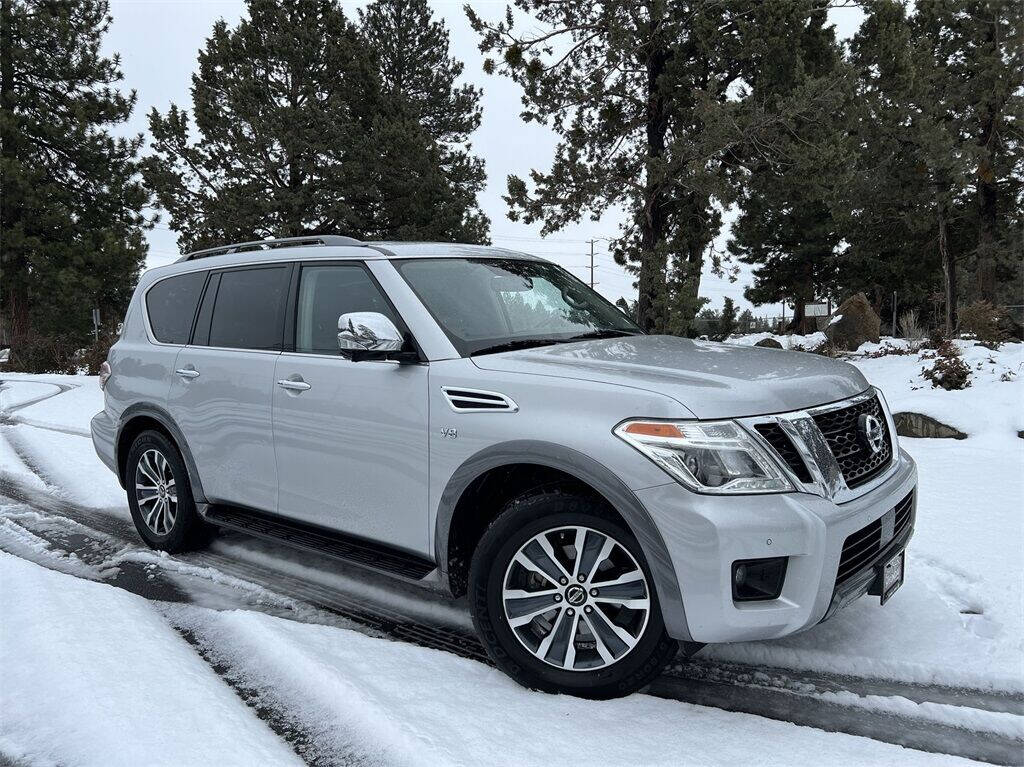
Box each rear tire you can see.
[125,430,211,553]
[469,487,677,699]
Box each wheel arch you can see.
[116,404,207,503]
[435,440,691,641]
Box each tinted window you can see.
[208,267,289,350]
[295,265,398,355]
[146,271,207,344]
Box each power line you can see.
[491,233,591,244]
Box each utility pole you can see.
[892,291,898,336]
[585,237,614,289]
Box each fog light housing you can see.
[732,557,788,601]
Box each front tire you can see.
[125,430,210,553]
[469,487,677,698]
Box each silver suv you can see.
[91,236,917,698]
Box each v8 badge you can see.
[440,427,458,439]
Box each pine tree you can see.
[359,0,488,242]
[0,0,148,364]
[718,297,738,340]
[839,2,943,326]
[728,2,854,334]
[738,308,754,333]
[467,2,754,334]
[145,0,487,252]
[468,2,852,335]
[935,1,1022,306]
[843,0,1022,334]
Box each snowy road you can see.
[2,351,1022,766]
[1,472,1021,766]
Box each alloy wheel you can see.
[501,525,651,672]
[134,448,177,536]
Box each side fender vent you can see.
[442,387,518,413]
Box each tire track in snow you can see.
[0,378,90,436]
[0,378,75,413]
[2,473,1021,765]
[0,505,374,767]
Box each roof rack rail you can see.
[178,234,364,262]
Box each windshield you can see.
[394,257,642,356]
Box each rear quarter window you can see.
[145,271,207,344]
[206,266,289,350]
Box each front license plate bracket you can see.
[868,549,905,604]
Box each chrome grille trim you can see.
[739,387,898,503]
[810,393,893,489]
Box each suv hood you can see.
[471,335,869,419]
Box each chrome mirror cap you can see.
[337,312,403,353]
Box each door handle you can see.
[175,368,200,379]
[276,379,311,392]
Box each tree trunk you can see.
[976,106,998,304]
[974,14,1000,304]
[636,194,667,333]
[788,301,807,334]
[0,0,28,338]
[635,7,669,334]
[938,206,956,336]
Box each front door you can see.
[272,262,429,555]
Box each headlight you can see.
[614,419,794,494]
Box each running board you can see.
[202,504,436,580]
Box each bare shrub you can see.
[77,327,121,375]
[4,332,78,374]
[808,340,842,357]
[899,309,925,350]
[958,301,1006,347]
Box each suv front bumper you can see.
[635,448,917,643]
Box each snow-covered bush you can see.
[921,340,972,390]
[861,342,913,358]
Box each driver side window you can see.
[295,264,398,355]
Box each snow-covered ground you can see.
[1,339,1022,766]
[711,338,1024,694]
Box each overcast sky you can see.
[103,1,865,316]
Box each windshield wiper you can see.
[469,338,566,357]
[565,329,643,341]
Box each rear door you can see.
[134,270,208,409]
[272,261,430,555]
[168,263,291,513]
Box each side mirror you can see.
[338,312,404,357]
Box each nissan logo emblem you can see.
[858,413,886,454]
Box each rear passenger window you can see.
[146,271,207,344]
[295,264,399,355]
[208,267,289,350]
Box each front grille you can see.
[836,491,914,585]
[754,423,812,482]
[812,395,892,489]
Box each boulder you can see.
[754,337,783,349]
[893,412,967,440]
[825,293,881,351]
